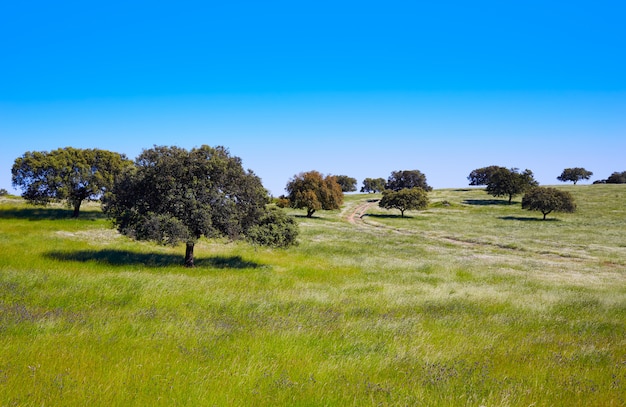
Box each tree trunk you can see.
[307,208,315,218]
[400,209,405,218]
[185,242,195,268]
[508,194,513,204]
[72,200,81,218]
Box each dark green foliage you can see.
[103,145,288,267]
[247,207,299,248]
[334,175,357,192]
[522,187,576,220]
[11,147,132,217]
[285,171,344,218]
[557,168,593,185]
[606,171,626,184]
[361,177,386,193]
[467,165,506,186]
[485,167,538,204]
[0,189,8,196]
[379,187,429,217]
[386,170,432,192]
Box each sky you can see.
[1,1,625,196]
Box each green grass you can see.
[1,186,625,406]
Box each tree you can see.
[12,147,132,217]
[485,167,538,204]
[103,145,297,267]
[522,187,576,220]
[0,189,8,196]
[557,168,593,185]
[386,170,432,192]
[606,171,626,184]
[361,177,386,193]
[334,175,357,193]
[468,165,507,186]
[285,171,344,218]
[378,187,429,217]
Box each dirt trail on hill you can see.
[343,197,590,261]
[346,199,379,225]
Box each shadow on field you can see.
[0,207,106,221]
[499,216,560,222]
[45,249,261,269]
[366,213,415,219]
[463,199,515,206]
[293,214,329,220]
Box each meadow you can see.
[1,185,624,406]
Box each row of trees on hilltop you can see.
[594,171,626,184]
[12,146,299,267]
[279,169,433,218]
[468,166,538,204]
[468,165,577,220]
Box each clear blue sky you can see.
[1,1,625,196]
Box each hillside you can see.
[1,185,624,406]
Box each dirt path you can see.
[346,199,379,225]
[342,197,589,261]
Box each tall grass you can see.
[0,186,624,406]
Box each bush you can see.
[275,197,290,208]
[247,208,299,248]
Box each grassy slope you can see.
[0,186,624,406]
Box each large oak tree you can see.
[379,187,429,217]
[12,147,132,217]
[103,145,297,267]
[557,168,593,185]
[361,177,386,193]
[386,170,432,192]
[334,175,357,193]
[485,167,538,204]
[522,187,576,220]
[467,165,506,186]
[285,171,343,218]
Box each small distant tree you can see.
[522,187,576,220]
[379,187,429,217]
[606,171,626,184]
[334,175,357,193]
[485,167,538,204]
[12,147,132,217]
[285,171,344,218]
[361,177,386,193]
[386,170,432,192]
[468,165,507,186]
[557,168,593,185]
[0,189,8,196]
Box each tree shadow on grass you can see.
[463,199,515,206]
[499,216,560,222]
[45,249,261,269]
[366,213,415,219]
[0,207,106,221]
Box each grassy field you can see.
[1,185,624,406]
